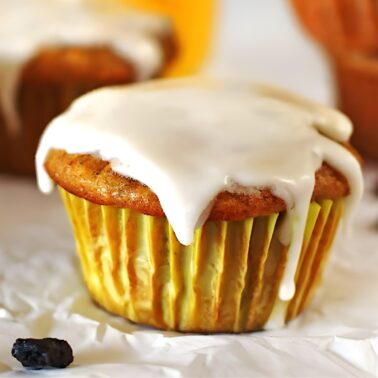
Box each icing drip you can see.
[0,62,23,136]
[35,77,363,301]
[0,0,171,135]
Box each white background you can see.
[208,0,334,104]
[0,1,378,377]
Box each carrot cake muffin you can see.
[291,0,378,159]
[36,78,363,333]
[0,0,176,175]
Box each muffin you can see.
[36,78,363,333]
[291,0,378,159]
[332,51,378,159]
[291,0,378,53]
[0,0,176,175]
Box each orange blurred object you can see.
[291,0,378,54]
[291,0,378,160]
[124,0,215,76]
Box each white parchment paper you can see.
[0,165,377,377]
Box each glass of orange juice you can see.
[122,0,215,76]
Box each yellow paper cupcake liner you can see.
[60,187,344,333]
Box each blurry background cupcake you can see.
[291,0,378,160]
[0,0,213,176]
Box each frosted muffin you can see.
[0,0,175,175]
[291,0,378,159]
[36,78,363,333]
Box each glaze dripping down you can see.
[36,77,363,301]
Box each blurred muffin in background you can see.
[0,0,176,175]
[291,0,378,159]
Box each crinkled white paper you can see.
[0,165,377,377]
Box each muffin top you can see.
[0,0,173,135]
[44,150,350,220]
[36,77,363,300]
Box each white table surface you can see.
[1,1,378,377]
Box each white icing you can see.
[35,77,363,301]
[0,0,171,135]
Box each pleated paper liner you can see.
[60,187,344,333]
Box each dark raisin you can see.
[11,338,74,370]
